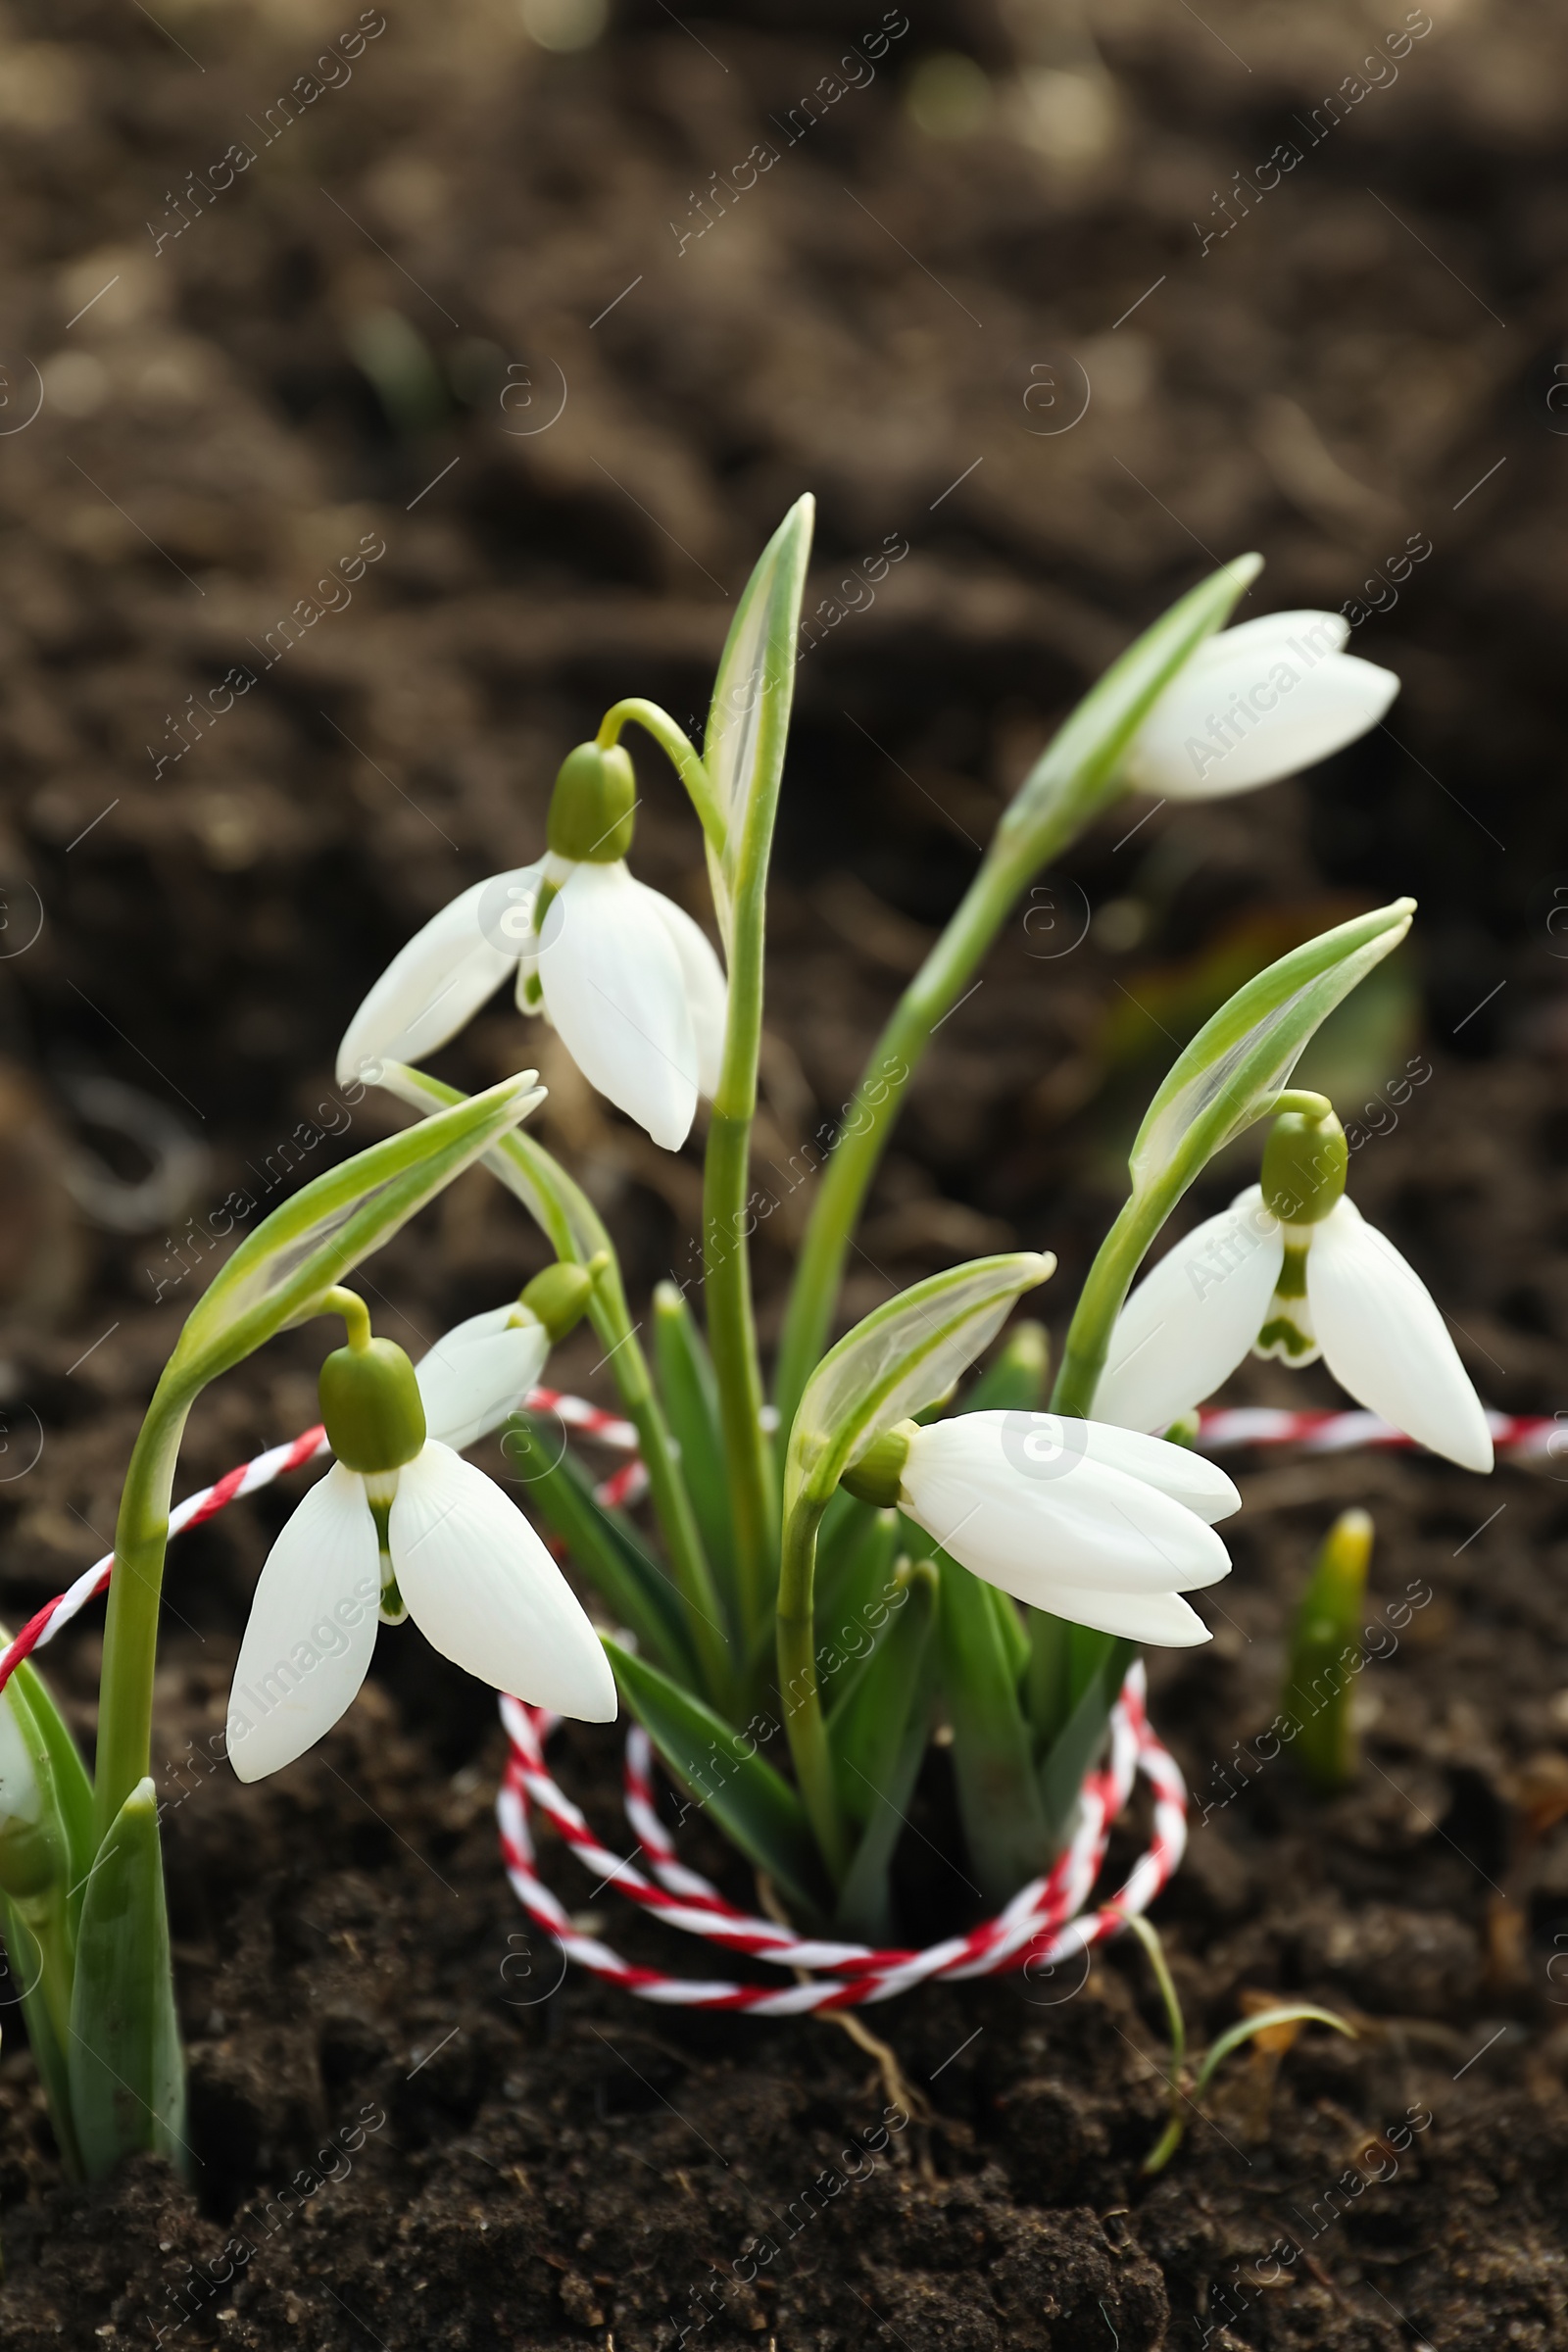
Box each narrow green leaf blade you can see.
[831,1567,939,1942]
[2,1893,82,2176]
[605,1639,827,1919]
[829,1560,936,1828]
[964,1320,1051,1415]
[1193,2005,1355,2100]
[69,1779,185,2180]
[815,1502,901,1684]
[1038,1638,1137,1848]
[504,1414,697,1684]
[10,1662,94,1936]
[652,1282,734,1592]
[935,1552,1052,1903]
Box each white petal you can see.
[1025,1580,1212,1647]
[389,1443,617,1719]
[901,1417,1232,1599]
[335,866,543,1086]
[536,861,699,1151]
[1073,1419,1241,1523]
[1185,610,1350,666]
[226,1465,381,1782]
[643,882,728,1099]
[1306,1200,1494,1471]
[1094,1187,1284,1434]
[1129,610,1397,801]
[415,1308,550,1453]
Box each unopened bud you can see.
[518,1251,606,1345]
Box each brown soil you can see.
[0,0,1565,2343]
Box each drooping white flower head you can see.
[336,743,726,1152]
[1126,610,1398,802]
[846,1411,1241,1647]
[226,1316,614,1783]
[1095,1109,1493,1473]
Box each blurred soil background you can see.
[2,0,1568,2341]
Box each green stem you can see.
[775,1494,848,1878]
[517,1140,735,1705]
[775,828,1057,1443]
[598,698,726,855]
[318,1285,371,1348]
[704,1107,775,1648]
[93,1375,195,1842]
[1052,1193,1152,1418]
[587,1253,737,1710]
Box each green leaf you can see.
[10,1663,94,1937]
[2,1892,81,2177]
[702,495,814,955]
[166,1071,545,1395]
[652,1281,734,1594]
[965,1320,1051,1414]
[818,1504,900,1680]
[1283,1509,1373,1794]
[956,1326,1046,1690]
[69,1779,185,2180]
[829,1560,937,1825]
[503,1415,698,1687]
[605,1639,827,1920]
[831,1564,939,1942]
[935,1551,1052,1904]
[1038,1638,1136,1848]
[1192,2003,1355,2100]
[1129,898,1414,1204]
[786,1252,1055,1518]
[1002,556,1260,851]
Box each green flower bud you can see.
[840,1420,916,1509]
[319,1336,427,1473]
[1261,1108,1348,1226]
[547,743,636,864]
[518,1252,605,1345]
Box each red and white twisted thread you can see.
[0,1399,1549,2010]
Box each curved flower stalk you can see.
[227,1293,614,1784]
[1124,610,1398,800]
[337,744,726,1152]
[843,1413,1241,1645]
[1095,1105,1493,1472]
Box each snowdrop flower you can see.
[414,1257,604,1454]
[1125,610,1398,801]
[841,1411,1241,1646]
[336,742,727,1152]
[1095,1108,1493,1472]
[226,1312,614,1782]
